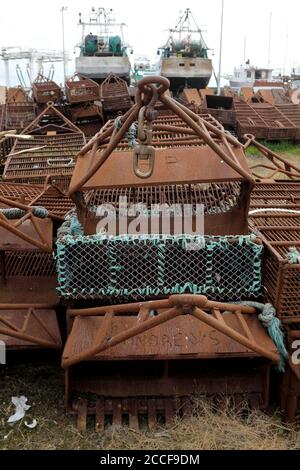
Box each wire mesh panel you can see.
[3,134,85,182]
[56,234,262,301]
[250,181,300,319]
[1,251,56,278]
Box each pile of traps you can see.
[2,76,299,431]
[56,77,287,430]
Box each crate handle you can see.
[47,158,74,167]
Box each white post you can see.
[4,60,10,88]
[60,6,68,85]
[244,36,247,65]
[217,0,224,95]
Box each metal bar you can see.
[62,307,178,368]
[160,94,255,184]
[192,307,279,363]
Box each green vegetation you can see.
[245,141,300,157]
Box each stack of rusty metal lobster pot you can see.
[0,99,80,355]
[65,74,103,137]
[244,134,300,421]
[55,77,284,431]
[2,102,86,193]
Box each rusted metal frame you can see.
[28,186,65,222]
[271,241,300,247]
[63,298,279,368]
[244,136,300,177]
[62,306,178,368]
[77,125,114,157]
[160,94,255,185]
[254,225,300,231]
[22,102,84,137]
[191,307,278,363]
[168,97,242,148]
[250,163,299,181]
[0,216,50,251]
[0,303,57,309]
[0,197,52,251]
[0,309,60,349]
[251,213,300,219]
[68,295,257,318]
[69,104,142,194]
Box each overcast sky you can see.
[0,0,299,86]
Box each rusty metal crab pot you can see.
[65,74,100,105]
[2,103,86,192]
[52,77,288,430]
[32,74,63,105]
[62,296,278,431]
[99,73,132,114]
[0,195,61,351]
[281,322,300,421]
[250,181,300,321]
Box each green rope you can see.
[239,301,288,372]
[287,247,300,264]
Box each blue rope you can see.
[114,116,138,148]
[287,247,300,264]
[239,301,288,372]
[0,206,48,219]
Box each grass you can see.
[245,141,300,157]
[1,358,300,450]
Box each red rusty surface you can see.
[0,305,61,349]
[63,295,279,368]
[63,294,275,428]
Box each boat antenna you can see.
[267,11,272,68]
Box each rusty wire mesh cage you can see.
[234,101,268,140]
[5,102,36,131]
[251,104,297,141]
[99,73,132,113]
[3,104,85,189]
[56,234,262,301]
[65,74,99,104]
[32,74,62,104]
[4,133,84,180]
[250,182,300,319]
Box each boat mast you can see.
[267,11,272,68]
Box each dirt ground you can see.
[0,355,300,450]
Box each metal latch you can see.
[133,106,155,179]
